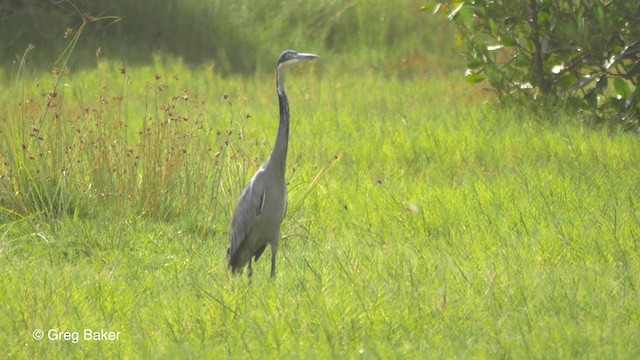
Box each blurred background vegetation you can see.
[430,0,640,129]
[0,0,460,76]
[2,1,637,128]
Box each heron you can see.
[227,50,319,278]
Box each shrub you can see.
[426,0,640,128]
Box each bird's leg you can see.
[270,239,279,278]
[248,259,253,279]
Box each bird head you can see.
[277,50,320,68]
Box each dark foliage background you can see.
[428,0,640,129]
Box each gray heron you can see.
[227,50,319,278]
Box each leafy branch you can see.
[424,0,640,128]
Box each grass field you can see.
[1,3,640,359]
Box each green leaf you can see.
[419,4,439,13]
[448,2,465,21]
[557,73,578,90]
[614,78,631,98]
[466,60,485,70]
[499,37,516,47]
[465,73,486,83]
[485,67,502,84]
[572,75,596,91]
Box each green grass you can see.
[1,57,639,358]
[1,2,640,356]
[0,0,458,75]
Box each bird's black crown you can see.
[277,50,299,65]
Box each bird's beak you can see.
[296,53,320,61]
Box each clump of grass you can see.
[0,14,254,223]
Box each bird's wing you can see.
[229,169,266,257]
[282,192,288,222]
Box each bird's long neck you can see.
[268,66,289,176]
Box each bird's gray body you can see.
[228,165,287,276]
[227,50,318,278]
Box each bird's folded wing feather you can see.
[229,171,266,257]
